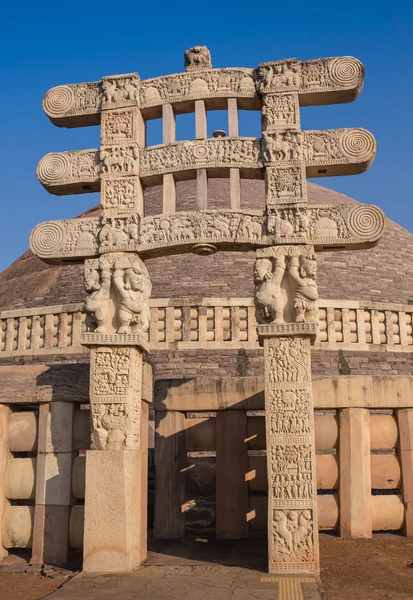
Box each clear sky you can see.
[0,1,412,272]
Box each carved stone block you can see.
[266,165,307,206]
[257,59,300,93]
[184,46,212,71]
[81,332,149,352]
[101,177,143,215]
[88,346,142,450]
[100,145,139,178]
[262,93,300,132]
[101,73,140,110]
[101,107,140,146]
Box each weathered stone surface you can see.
[83,450,142,572]
[5,458,36,500]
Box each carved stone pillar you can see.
[260,323,319,575]
[254,241,320,574]
[81,251,151,572]
[83,341,148,572]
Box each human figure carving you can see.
[112,256,152,334]
[288,253,318,323]
[254,256,286,324]
[84,256,111,332]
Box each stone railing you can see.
[1,298,413,357]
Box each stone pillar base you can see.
[83,450,142,572]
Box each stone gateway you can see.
[3,46,407,579]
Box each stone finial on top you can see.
[184,46,212,71]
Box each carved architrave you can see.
[89,345,142,451]
[36,129,376,195]
[140,137,262,179]
[263,334,319,573]
[29,204,386,262]
[42,82,102,125]
[140,68,256,110]
[41,56,364,127]
[262,128,376,175]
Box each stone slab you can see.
[83,450,142,572]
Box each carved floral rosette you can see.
[263,335,319,573]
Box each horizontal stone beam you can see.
[139,137,263,182]
[30,204,385,263]
[37,129,376,195]
[155,375,413,411]
[36,150,101,195]
[42,57,364,127]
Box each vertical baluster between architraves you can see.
[100,77,145,221]
[162,103,176,214]
[195,100,208,210]
[228,98,241,210]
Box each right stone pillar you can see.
[259,323,319,575]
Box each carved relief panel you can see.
[101,108,140,146]
[263,335,319,573]
[262,93,300,132]
[89,345,142,451]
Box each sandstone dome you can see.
[0,179,412,311]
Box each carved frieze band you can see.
[36,129,376,193]
[29,204,386,262]
[42,57,364,126]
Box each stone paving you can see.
[42,539,323,600]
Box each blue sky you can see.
[0,1,412,271]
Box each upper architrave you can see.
[42,56,364,127]
[30,203,386,264]
[36,128,376,195]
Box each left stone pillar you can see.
[82,338,149,572]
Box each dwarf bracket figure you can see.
[288,252,318,323]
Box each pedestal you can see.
[82,336,148,572]
[259,323,319,575]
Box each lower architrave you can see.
[260,323,319,574]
